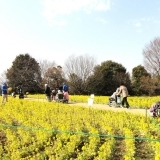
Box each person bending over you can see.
[117,83,130,108]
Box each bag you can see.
[117,96,121,103]
[19,93,24,99]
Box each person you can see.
[149,102,160,117]
[17,85,24,99]
[116,87,120,93]
[51,89,57,101]
[11,92,16,98]
[44,84,51,102]
[115,87,120,103]
[117,83,130,108]
[62,82,69,92]
[108,91,117,105]
[63,90,69,103]
[110,92,117,100]
[1,82,8,104]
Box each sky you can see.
[0,0,160,75]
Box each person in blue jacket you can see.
[62,82,69,92]
[1,82,8,104]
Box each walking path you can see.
[24,98,149,116]
[68,102,148,116]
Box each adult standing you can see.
[44,84,51,102]
[51,89,57,101]
[62,82,69,92]
[1,82,8,104]
[117,83,130,108]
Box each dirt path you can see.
[24,98,149,116]
[70,102,148,115]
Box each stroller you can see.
[55,90,69,103]
[55,93,64,102]
[108,92,121,107]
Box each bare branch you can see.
[143,37,160,76]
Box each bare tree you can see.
[38,60,57,78]
[0,71,7,85]
[64,54,97,94]
[44,66,64,89]
[143,37,160,76]
[140,76,159,96]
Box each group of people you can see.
[1,81,160,117]
[1,82,26,104]
[109,82,160,117]
[110,82,130,109]
[0,81,69,104]
[44,82,69,103]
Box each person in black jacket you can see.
[44,84,51,102]
[17,85,24,99]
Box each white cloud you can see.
[42,0,111,25]
[96,17,107,24]
[135,22,141,27]
[136,28,142,33]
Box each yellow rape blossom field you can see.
[29,94,160,109]
[0,95,159,159]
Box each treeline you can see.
[2,37,160,96]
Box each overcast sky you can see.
[0,0,160,75]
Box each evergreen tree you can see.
[6,53,42,93]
